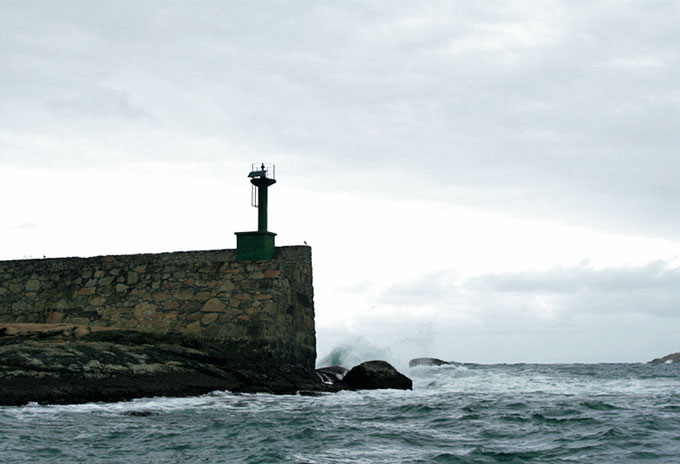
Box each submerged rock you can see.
[341,360,412,390]
[121,410,159,417]
[649,353,680,363]
[408,357,451,367]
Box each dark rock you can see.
[341,360,412,390]
[649,352,680,363]
[0,325,329,406]
[409,357,451,367]
[316,366,348,384]
[297,390,324,397]
[121,410,158,416]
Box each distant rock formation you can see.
[648,353,680,364]
[341,360,412,390]
[409,357,451,367]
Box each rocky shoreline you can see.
[0,323,325,406]
[0,324,411,406]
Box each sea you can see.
[2,362,680,463]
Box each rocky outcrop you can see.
[0,324,326,406]
[649,353,680,364]
[409,357,451,367]
[341,360,412,390]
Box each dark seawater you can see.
[2,363,680,463]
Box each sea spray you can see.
[316,337,394,368]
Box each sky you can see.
[2,1,680,364]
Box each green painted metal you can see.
[235,232,277,261]
[236,165,277,261]
[251,176,276,232]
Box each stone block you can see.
[76,287,96,296]
[25,279,40,291]
[134,302,153,317]
[175,288,194,300]
[127,271,139,285]
[202,312,219,324]
[46,311,64,323]
[202,298,226,312]
[153,292,169,302]
[264,270,280,279]
[186,320,201,335]
[163,300,179,310]
[196,291,212,301]
[219,281,235,292]
[89,296,107,306]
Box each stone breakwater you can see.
[0,246,315,372]
[0,246,416,405]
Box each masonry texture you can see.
[0,246,315,372]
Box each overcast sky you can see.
[2,1,680,364]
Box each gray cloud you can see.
[380,261,680,320]
[49,87,152,121]
[358,261,680,362]
[2,1,679,238]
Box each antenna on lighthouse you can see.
[248,163,275,208]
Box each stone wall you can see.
[0,246,315,371]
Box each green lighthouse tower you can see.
[235,163,277,261]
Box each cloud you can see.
[379,261,680,319]
[0,223,37,232]
[49,87,152,121]
[4,1,676,237]
[340,261,680,362]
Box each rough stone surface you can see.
[649,352,680,363]
[0,246,316,403]
[409,357,451,367]
[341,361,412,390]
[0,324,327,406]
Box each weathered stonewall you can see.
[0,246,315,379]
